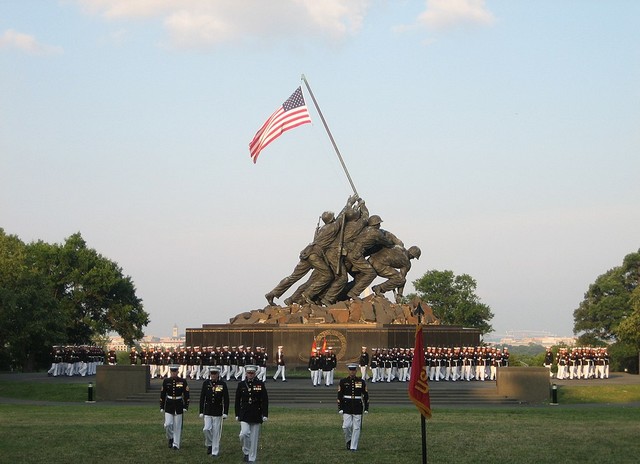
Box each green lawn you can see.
[558,384,640,403]
[1,379,639,463]
[0,403,639,463]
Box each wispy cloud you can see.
[396,0,496,35]
[75,0,370,49]
[417,0,496,30]
[0,29,63,55]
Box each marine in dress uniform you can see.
[129,347,138,366]
[199,366,229,457]
[235,365,268,463]
[543,348,554,378]
[359,346,370,380]
[337,363,369,451]
[273,346,286,381]
[160,366,190,450]
[308,350,321,386]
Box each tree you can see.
[616,287,640,347]
[0,229,149,371]
[0,232,65,370]
[573,249,640,374]
[616,286,640,373]
[411,270,494,334]
[573,249,640,344]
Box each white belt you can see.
[167,395,183,400]
[346,396,362,400]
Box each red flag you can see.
[249,86,312,163]
[408,324,432,419]
[321,337,327,354]
[311,339,317,356]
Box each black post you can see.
[421,416,427,464]
[415,303,427,464]
[550,383,558,405]
[86,381,95,403]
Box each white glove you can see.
[222,414,228,419]
[262,416,268,422]
[160,409,164,413]
[183,409,188,413]
[338,410,343,415]
[199,413,204,418]
[364,410,369,414]
[235,416,239,421]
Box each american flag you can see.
[249,86,312,163]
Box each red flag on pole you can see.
[249,86,312,163]
[311,339,317,356]
[408,324,432,419]
[321,337,327,354]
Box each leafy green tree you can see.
[411,270,494,334]
[0,232,64,370]
[573,249,640,344]
[616,286,640,348]
[0,229,149,371]
[615,286,640,373]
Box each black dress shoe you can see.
[168,439,173,448]
[207,446,212,454]
[243,454,249,462]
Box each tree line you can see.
[0,229,149,371]
[1,226,637,374]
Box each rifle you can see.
[336,213,347,275]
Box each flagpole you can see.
[416,305,428,464]
[301,74,359,197]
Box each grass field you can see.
[1,404,639,464]
[1,380,639,463]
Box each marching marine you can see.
[199,366,229,457]
[337,363,369,452]
[235,365,269,463]
[160,365,190,450]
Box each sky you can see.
[2,1,639,339]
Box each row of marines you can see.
[132,345,286,382]
[544,347,610,380]
[47,345,109,377]
[355,345,511,383]
[160,364,269,462]
[160,362,369,460]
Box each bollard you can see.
[86,381,95,403]
[550,383,558,405]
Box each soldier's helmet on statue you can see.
[408,246,421,259]
[367,215,383,226]
[321,211,335,224]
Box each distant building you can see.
[107,325,186,351]
[487,330,577,347]
[107,336,129,351]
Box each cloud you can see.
[75,0,370,49]
[0,29,63,55]
[417,0,496,30]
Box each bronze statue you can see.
[265,195,358,306]
[313,198,369,305]
[265,195,420,308]
[369,245,421,303]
